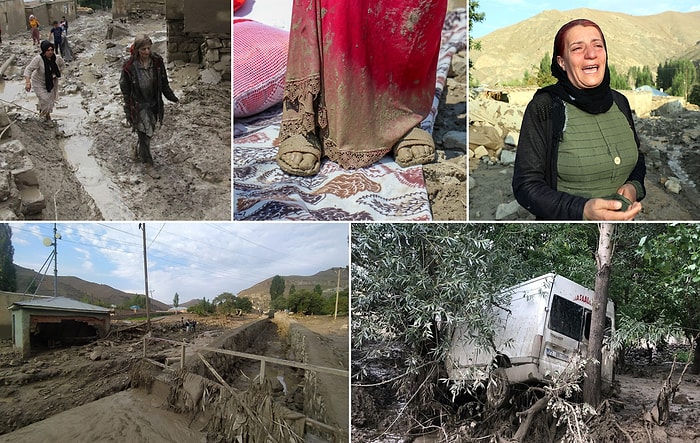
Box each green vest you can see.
[557,103,638,199]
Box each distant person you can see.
[24,41,65,126]
[49,21,64,56]
[60,16,69,35]
[28,15,41,46]
[512,18,646,220]
[119,35,179,179]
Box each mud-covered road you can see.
[0,12,230,220]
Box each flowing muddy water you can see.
[0,81,134,219]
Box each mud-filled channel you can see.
[0,315,349,443]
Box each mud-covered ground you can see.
[469,108,700,221]
[427,51,468,221]
[0,12,230,220]
[351,345,700,442]
[0,313,349,440]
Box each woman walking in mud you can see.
[24,40,65,126]
[28,14,41,46]
[274,0,447,176]
[120,35,178,179]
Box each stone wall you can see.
[165,0,230,83]
[113,0,165,18]
[0,112,47,220]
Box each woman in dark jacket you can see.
[512,19,645,220]
[119,35,178,179]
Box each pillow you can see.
[233,19,289,118]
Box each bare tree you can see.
[584,223,615,407]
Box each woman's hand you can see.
[583,198,642,221]
[616,183,638,203]
[24,79,31,92]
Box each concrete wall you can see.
[0,0,27,36]
[0,292,49,339]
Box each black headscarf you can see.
[40,40,61,93]
[542,19,613,115]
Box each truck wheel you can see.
[486,368,510,409]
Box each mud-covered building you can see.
[9,296,111,357]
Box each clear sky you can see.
[471,0,700,38]
[9,222,349,306]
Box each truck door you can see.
[582,310,615,384]
[542,294,586,377]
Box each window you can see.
[549,294,584,341]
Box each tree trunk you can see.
[584,223,615,408]
[692,338,700,375]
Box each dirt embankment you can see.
[0,12,230,221]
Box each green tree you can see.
[536,52,556,86]
[610,65,630,90]
[213,292,236,314]
[657,59,698,98]
[670,60,697,100]
[313,284,323,297]
[629,65,653,88]
[689,84,700,107]
[188,297,214,315]
[636,224,700,373]
[270,275,285,301]
[173,292,180,308]
[271,295,287,311]
[234,296,254,313]
[324,289,349,316]
[0,224,16,292]
[468,1,485,70]
[288,284,296,296]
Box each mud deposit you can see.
[0,314,348,442]
[351,343,700,442]
[0,12,230,220]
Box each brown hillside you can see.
[237,268,349,311]
[471,8,700,86]
[13,265,170,311]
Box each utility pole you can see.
[333,267,343,321]
[140,223,151,333]
[52,223,59,298]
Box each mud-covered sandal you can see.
[392,127,436,167]
[276,133,322,177]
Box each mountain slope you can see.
[471,8,700,86]
[13,265,170,311]
[237,268,349,310]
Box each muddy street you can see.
[0,12,230,220]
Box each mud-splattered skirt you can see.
[278,0,447,169]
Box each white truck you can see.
[446,273,615,407]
